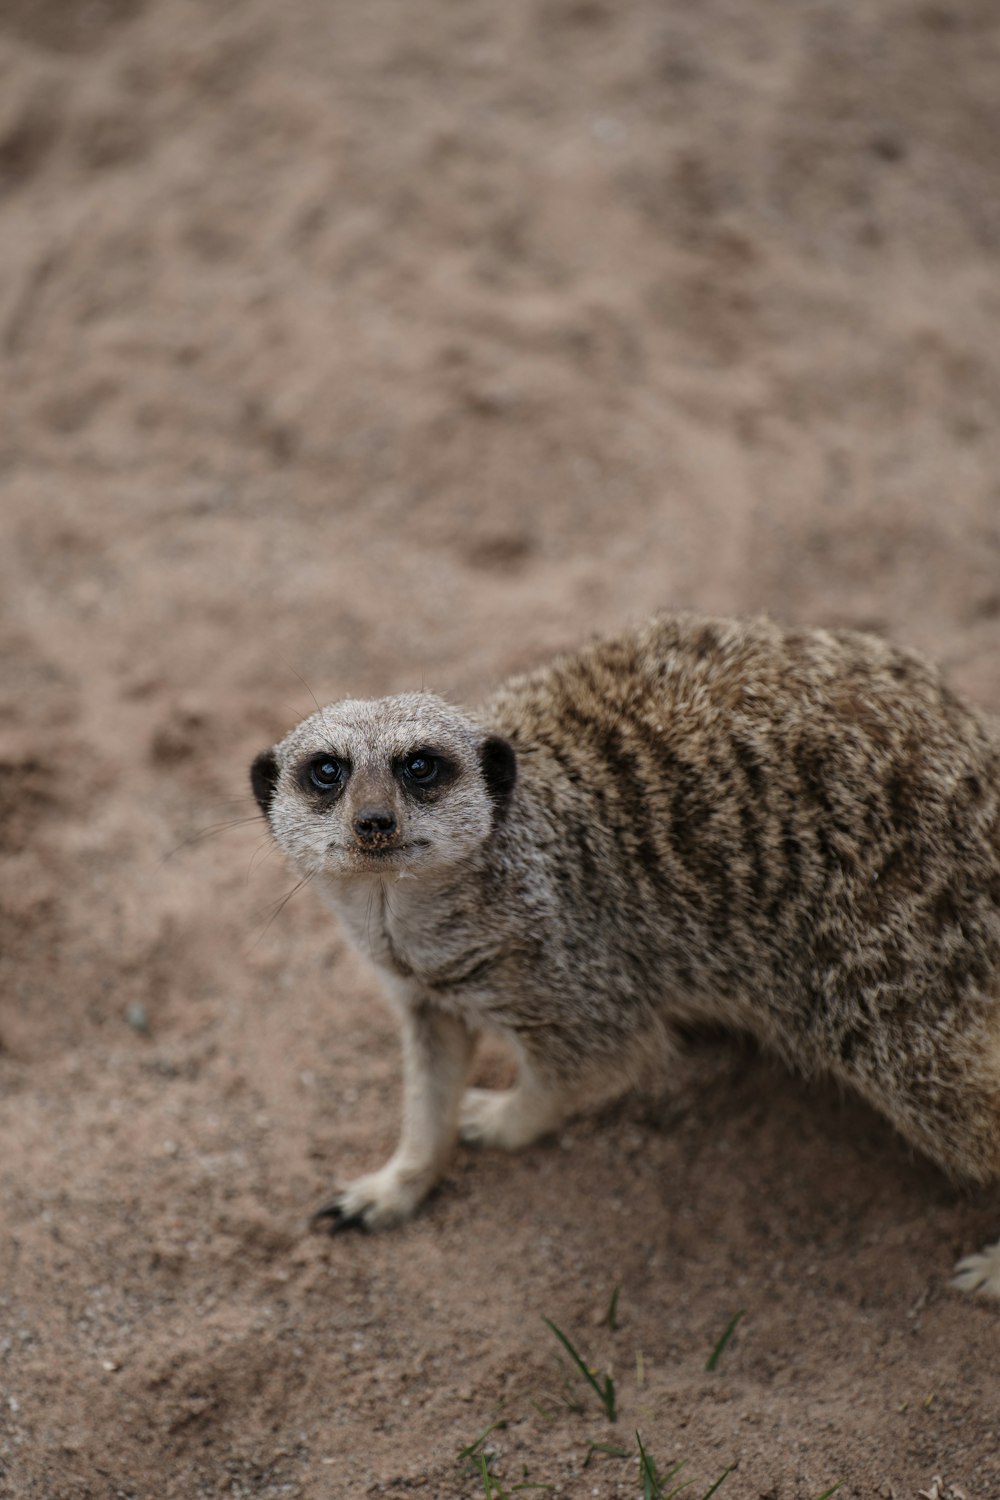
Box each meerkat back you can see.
[490,617,1000,1145]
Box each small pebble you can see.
[124,1002,149,1034]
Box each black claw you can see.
[310,1199,368,1234]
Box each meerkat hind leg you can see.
[459,1059,579,1152]
[313,1005,473,1232]
[945,1043,1000,1300]
[951,1241,1000,1300]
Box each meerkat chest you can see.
[322,874,497,993]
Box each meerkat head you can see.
[250,692,517,881]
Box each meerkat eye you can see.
[308,755,345,792]
[403,752,439,784]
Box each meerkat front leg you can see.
[313,1003,474,1232]
[459,1053,578,1152]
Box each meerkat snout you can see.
[250,616,1000,1299]
[352,808,399,845]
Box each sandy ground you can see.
[3,1,1000,1496]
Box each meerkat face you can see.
[250,692,516,882]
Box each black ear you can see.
[250,749,280,818]
[480,735,517,818]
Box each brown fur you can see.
[251,613,1000,1287]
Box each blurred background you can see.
[2,1,1000,1496]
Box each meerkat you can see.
[250,613,1000,1296]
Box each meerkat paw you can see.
[310,1161,435,1233]
[950,1239,1000,1300]
[459,1086,560,1151]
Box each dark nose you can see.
[353,807,398,843]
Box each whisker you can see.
[279,655,323,718]
[162,816,261,862]
[380,875,413,938]
[196,801,261,821]
[381,878,399,926]
[196,795,259,810]
[250,872,316,949]
[246,836,280,881]
[366,879,380,951]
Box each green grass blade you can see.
[583,1440,630,1467]
[700,1464,736,1498]
[636,1430,661,1500]
[705,1310,745,1372]
[477,1453,496,1499]
[606,1283,621,1330]
[458,1420,508,1462]
[542,1316,616,1421]
[815,1487,843,1499]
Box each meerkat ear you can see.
[250,748,280,818]
[480,735,517,815]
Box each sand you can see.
[2,1,1000,1496]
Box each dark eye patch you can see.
[395,747,458,801]
[297,752,350,800]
